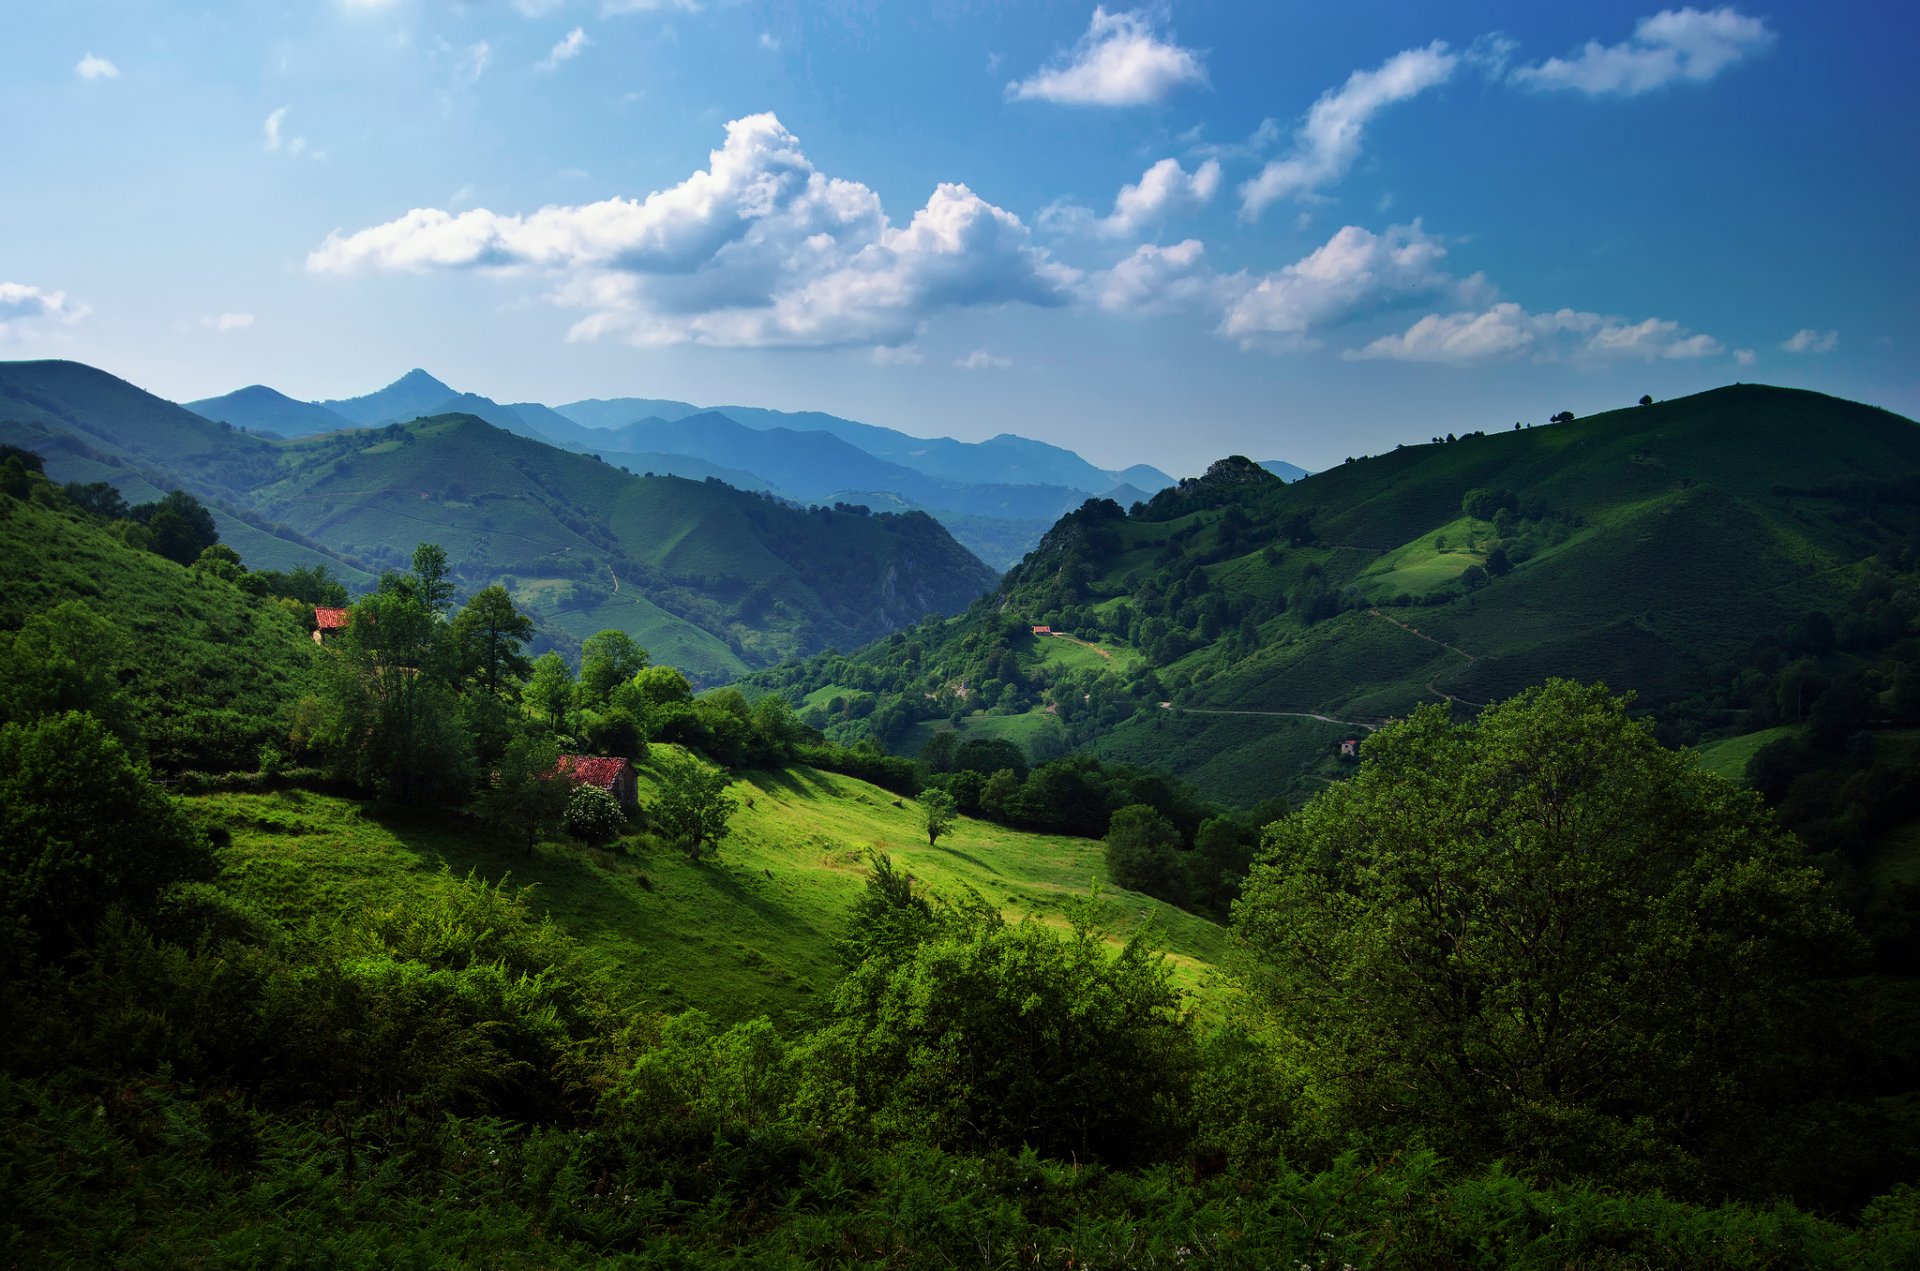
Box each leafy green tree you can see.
[576,629,649,711]
[920,787,957,846]
[478,732,570,856]
[410,542,455,615]
[980,766,1021,819]
[0,711,212,965]
[653,753,737,861]
[1233,680,1860,1189]
[1104,803,1187,905]
[0,600,134,743]
[524,652,574,734]
[313,588,471,803]
[136,489,219,565]
[798,881,1196,1166]
[451,584,534,696]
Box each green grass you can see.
[1693,726,1798,784]
[1355,516,1492,597]
[900,708,1070,762]
[191,749,1231,1029]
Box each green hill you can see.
[0,361,998,680]
[192,746,1229,1028]
[747,385,1920,806]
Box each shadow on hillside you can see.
[749,765,851,801]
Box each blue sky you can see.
[3,2,1914,474]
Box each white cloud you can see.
[1007,7,1206,107]
[1781,327,1838,354]
[1093,239,1221,315]
[75,53,119,80]
[1218,222,1472,348]
[603,0,700,14]
[201,312,256,333]
[1511,6,1775,96]
[456,40,491,86]
[1352,302,1725,364]
[955,349,1013,370]
[1240,42,1457,219]
[871,344,925,365]
[1734,348,1756,366]
[0,283,90,342]
[538,27,589,71]
[308,112,1076,350]
[1101,157,1220,237]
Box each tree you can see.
[137,490,218,565]
[1233,680,1860,1189]
[654,753,737,861]
[576,629,649,711]
[0,711,212,965]
[920,788,957,846]
[1639,394,1655,406]
[564,784,626,845]
[477,732,569,856]
[451,585,534,697]
[410,542,455,616]
[524,652,574,734]
[1104,803,1187,905]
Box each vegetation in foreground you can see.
[4,443,1919,1265]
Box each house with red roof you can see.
[554,754,638,809]
[312,606,350,644]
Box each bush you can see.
[563,785,625,845]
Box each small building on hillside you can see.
[554,754,639,809]
[1031,625,1052,635]
[1338,738,1360,759]
[312,606,350,644]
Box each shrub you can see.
[563,785,625,845]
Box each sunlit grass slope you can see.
[192,748,1229,1029]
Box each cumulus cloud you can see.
[1511,6,1775,96]
[1781,327,1838,354]
[538,27,589,71]
[0,283,90,342]
[308,112,1076,349]
[955,349,1013,370]
[1217,222,1474,348]
[75,53,119,80]
[1102,158,1221,237]
[1007,7,1206,107]
[201,312,256,333]
[1093,239,1221,315]
[1240,43,1457,219]
[1352,302,1724,364]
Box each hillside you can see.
[747,385,1920,806]
[0,361,998,679]
[193,748,1230,1028]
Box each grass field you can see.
[1693,726,1798,784]
[900,708,1071,762]
[190,749,1231,1030]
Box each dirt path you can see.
[1367,607,1477,662]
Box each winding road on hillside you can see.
[1158,703,1381,732]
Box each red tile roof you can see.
[554,754,630,790]
[314,607,351,631]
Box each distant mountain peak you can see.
[390,368,453,393]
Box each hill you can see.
[1,361,997,679]
[192,748,1230,1028]
[316,367,458,425]
[746,385,1920,806]
[185,385,357,438]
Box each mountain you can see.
[744,385,1920,807]
[553,396,705,428]
[317,368,459,426]
[1259,459,1309,482]
[186,385,357,438]
[0,360,997,680]
[1113,463,1177,491]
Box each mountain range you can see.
[4,359,995,679]
[190,369,1195,568]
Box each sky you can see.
[2,1,1915,476]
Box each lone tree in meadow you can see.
[920,787,957,846]
[654,752,737,861]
